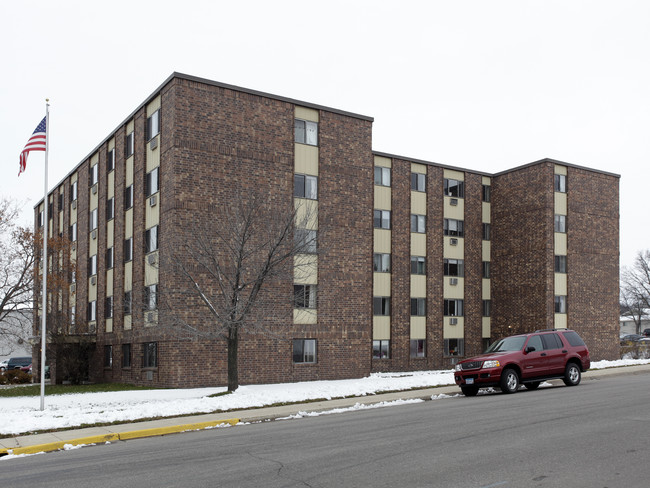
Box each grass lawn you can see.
[0,383,158,397]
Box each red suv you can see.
[454,329,590,396]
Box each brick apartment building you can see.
[33,72,620,387]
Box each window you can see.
[410,339,426,358]
[444,338,464,357]
[88,255,97,276]
[145,167,159,196]
[373,297,391,316]
[89,164,98,186]
[145,226,158,253]
[70,306,76,325]
[482,185,491,202]
[293,339,316,363]
[554,215,567,233]
[554,174,567,193]
[106,247,114,269]
[146,110,160,141]
[87,300,97,321]
[374,210,391,229]
[555,255,567,273]
[541,333,563,350]
[483,223,491,241]
[443,219,464,237]
[410,214,426,233]
[104,345,113,368]
[373,340,390,359]
[444,259,464,277]
[411,256,426,275]
[124,291,132,315]
[70,180,78,202]
[58,193,64,211]
[38,210,44,228]
[107,149,115,173]
[105,296,113,319]
[294,285,317,308]
[411,173,426,192]
[555,295,567,314]
[125,132,134,158]
[483,261,491,279]
[444,299,464,316]
[373,253,391,273]
[145,284,158,311]
[143,342,157,368]
[89,208,98,231]
[122,343,131,368]
[124,238,133,262]
[294,174,318,199]
[294,119,318,146]
[69,223,77,242]
[444,179,465,198]
[106,197,114,221]
[483,300,491,317]
[374,166,391,187]
[410,298,426,316]
[295,228,317,253]
[124,184,133,210]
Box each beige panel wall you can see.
[411,162,427,174]
[125,209,133,238]
[444,318,464,338]
[146,199,160,228]
[106,318,113,333]
[294,255,318,284]
[126,157,134,186]
[444,169,465,181]
[444,237,464,258]
[144,256,159,287]
[554,164,568,176]
[294,309,317,324]
[124,315,132,330]
[146,143,160,172]
[555,233,567,255]
[295,144,319,175]
[482,240,491,261]
[373,317,391,340]
[482,202,491,223]
[410,318,426,339]
[295,106,319,122]
[554,314,568,329]
[444,278,465,299]
[374,186,391,210]
[295,199,318,230]
[147,95,161,114]
[374,229,391,253]
[555,272,568,296]
[411,192,426,214]
[107,220,114,247]
[411,233,427,256]
[124,261,133,291]
[444,197,464,219]
[555,192,567,215]
[374,273,391,296]
[374,155,392,168]
[482,279,491,300]
[410,275,426,297]
[108,171,115,199]
[482,317,491,338]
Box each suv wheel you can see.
[500,368,520,394]
[461,385,479,397]
[563,362,581,386]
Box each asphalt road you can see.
[2,373,650,488]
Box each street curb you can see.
[0,418,239,456]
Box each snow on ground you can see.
[1,358,648,436]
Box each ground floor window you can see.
[410,339,426,358]
[143,342,157,368]
[293,339,317,363]
[444,338,464,357]
[122,343,131,368]
[103,345,112,368]
[373,340,390,359]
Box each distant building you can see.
[620,312,650,336]
[34,73,620,387]
[1,310,32,362]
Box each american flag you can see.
[18,116,47,176]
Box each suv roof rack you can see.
[534,328,563,333]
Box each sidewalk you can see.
[2,364,648,457]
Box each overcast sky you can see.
[1,0,648,269]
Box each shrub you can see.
[2,369,32,384]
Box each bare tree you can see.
[0,198,34,355]
[163,193,318,391]
[621,250,650,333]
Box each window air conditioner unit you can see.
[71,201,77,210]
[90,276,97,286]
[149,195,157,207]
[147,312,155,323]
[92,184,98,195]
[146,371,154,381]
[450,238,458,246]
[147,253,157,265]
[150,138,158,150]
[70,283,76,293]
[450,317,458,325]
[91,229,97,240]
[450,278,458,286]
[450,198,458,206]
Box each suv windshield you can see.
[485,336,526,352]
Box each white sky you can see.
[1,0,648,269]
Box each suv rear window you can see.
[562,330,586,347]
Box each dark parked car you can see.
[642,329,650,337]
[7,356,32,370]
[454,329,590,396]
[620,334,644,344]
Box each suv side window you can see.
[562,330,586,347]
[526,335,543,352]
[542,333,563,350]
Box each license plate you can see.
[466,378,474,385]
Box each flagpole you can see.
[40,100,49,411]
